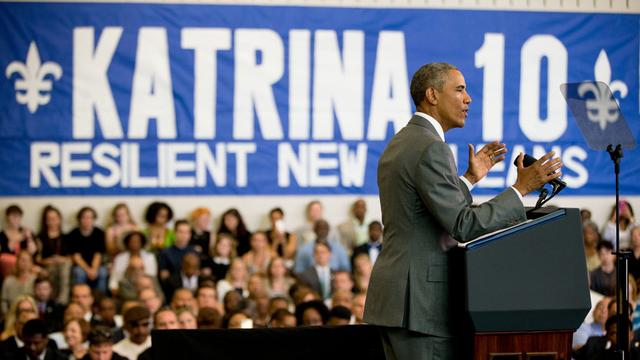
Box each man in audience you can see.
[297,241,334,300]
[333,271,355,294]
[171,288,197,312]
[33,276,64,333]
[86,326,128,360]
[196,285,224,315]
[573,297,610,350]
[294,219,350,273]
[331,289,354,310]
[91,297,124,344]
[573,315,640,359]
[112,306,152,360]
[590,241,616,296]
[69,207,108,294]
[116,256,147,301]
[337,199,369,252]
[158,220,196,281]
[137,307,181,360]
[19,318,66,360]
[269,308,296,328]
[70,284,94,322]
[139,287,163,321]
[163,253,201,301]
[327,306,352,325]
[352,221,383,266]
[0,309,38,358]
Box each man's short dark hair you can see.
[269,308,294,325]
[88,326,113,346]
[269,207,284,217]
[410,62,458,107]
[597,240,614,252]
[5,204,23,217]
[605,315,632,332]
[368,221,382,230]
[328,305,352,321]
[76,206,97,221]
[22,319,48,338]
[124,306,151,326]
[314,239,331,252]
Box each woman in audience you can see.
[265,257,294,299]
[109,231,157,296]
[629,227,640,280]
[295,300,329,326]
[176,307,198,329]
[105,203,138,257]
[217,208,251,256]
[242,231,274,275]
[68,206,108,294]
[190,207,213,256]
[265,208,297,269]
[0,294,38,340]
[1,251,37,314]
[36,205,72,304]
[583,221,601,272]
[0,205,36,278]
[201,233,236,282]
[144,201,175,251]
[602,200,636,249]
[353,253,373,293]
[216,258,249,303]
[62,318,90,359]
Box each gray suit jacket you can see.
[363,115,526,337]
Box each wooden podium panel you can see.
[474,330,573,360]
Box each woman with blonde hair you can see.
[105,203,138,257]
[216,258,249,303]
[0,294,38,340]
[265,257,295,299]
[201,233,236,282]
[1,251,37,314]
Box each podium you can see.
[453,208,590,359]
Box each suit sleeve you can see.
[415,140,526,242]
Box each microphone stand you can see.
[609,144,631,359]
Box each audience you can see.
[0,205,36,279]
[68,207,108,294]
[84,326,128,360]
[112,306,151,360]
[217,208,252,257]
[104,203,138,258]
[36,205,72,304]
[265,208,297,268]
[337,199,369,252]
[590,240,616,296]
[1,251,37,314]
[110,231,157,296]
[144,202,175,252]
[62,318,90,360]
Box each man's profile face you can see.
[434,70,472,130]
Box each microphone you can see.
[514,154,566,191]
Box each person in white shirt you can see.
[112,306,151,360]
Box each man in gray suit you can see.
[363,62,564,359]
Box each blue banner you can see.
[0,3,638,195]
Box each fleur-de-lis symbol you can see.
[5,42,62,114]
[576,50,627,131]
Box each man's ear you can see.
[425,87,438,105]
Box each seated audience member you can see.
[171,288,197,312]
[113,306,152,360]
[0,306,38,358]
[217,208,252,257]
[629,227,640,280]
[1,295,38,340]
[48,302,86,349]
[62,318,90,360]
[91,297,124,344]
[290,284,320,306]
[110,231,157,296]
[295,200,325,246]
[201,233,235,282]
[1,251,37,314]
[248,273,267,296]
[0,205,36,278]
[352,253,373,293]
[83,326,128,360]
[269,308,296,328]
[163,253,201,301]
[225,311,252,329]
[265,208,297,268]
[189,207,213,256]
[68,207,108,294]
[590,241,616,296]
[20,318,67,360]
[144,202,175,252]
[573,315,640,359]
[176,307,198,329]
[196,285,224,316]
[573,297,610,350]
[297,241,334,300]
[116,256,147,301]
[331,289,354,311]
[581,209,592,224]
[105,203,138,257]
[70,284,94,322]
[265,257,295,299]
[223,290,248,317]
[337,199,369,252]
[351,221,383,266]
[197,307,222,329]
[333,271,355,294]
[249,290,270,327]
[36,205,72,304]
[217,258,250,303]
[158,220,196,281]
[327,306,352,326]
[268,296,291,317]
[583,221,602,273]
[294,219,350,274]
[242,231,274,275]
[602,200,636,249]
[137,307,181,360]
[352,293,366,324]
[295,300,330,326]
[33,276,64,333]
[138,288,163,321]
